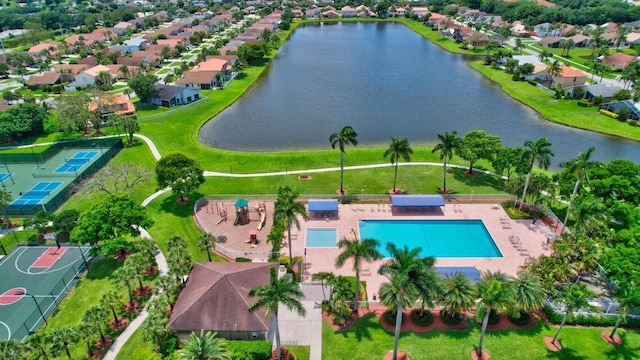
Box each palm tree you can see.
[49,326,79,359]
[440,272,477,320]
[609,283,640,341]
[519,138,554,210]
[548,60,562,78]
[335,230,382,312]
[125,252,151,292]
[415,262,442,316]
[559,147,597,233]
[180,331,230,360]
[248,267,306,360]
[197,232,216,261]
[76,323,95,357]
[112,264,136,308]
[551,283,595,346]
[330,276,353,320]
[476,271,515,358]
[83,305,109,345]
[100,289,122,325]
[329,126,358,195]
[311,271,335,301]
[26,332,50,360]
[511,272,546,319]
[142,311,169,352]
[155,275,178,309]
[119,65,131,80]
[383,137,413,193]
[0,339,27,359]
[432,131,460,193]
[378,243,435,360]
[274,186,308,264]
[570,194,607,235]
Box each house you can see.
[411,7,430,19]
[167,262,278,341]
[552,66,587,88]
[602,53,637,70]
[72,65,112,88]
[195,57,229,74]
[323,10,339,18]
[53,64,90,82]
[341,6,358,18]
[626,33,640,46]
[539,36,563,48]
[583,83,623,103]
[149,84,201,107]
[27,72,61,87]
[534,23,560,37]
[28,42,59,58]
[601,100,640,120]
[123,37,147,51]
[306,7,321,19]
[88,93,136,118]
[600,32,619,47]
[568,34,591,47]
[176,70,222,89]
[510,21,527,37]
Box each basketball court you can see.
[0,245,91,340]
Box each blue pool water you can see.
[306,228,338,247]
[359,220,502,258]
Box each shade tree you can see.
[491,146,526,180]
[84,163,152,196]
[456,130,501,175]
[127,72,158,103]
[155,153,205,202]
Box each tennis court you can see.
[7,181,62,209]
[0,245,91,340]
[54,151,98,173]
[0,173,14,189]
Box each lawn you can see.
[470,61,640,142]
[322,314,640,360]
[115,326,159,360]
[155,68,170,75]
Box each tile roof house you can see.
[70,65,112,88]
[195,57,229,73]
[341,6,358,18]
[149,84,201,107]
[27,72,61,86]
[176,70,222,89]
[510,21,527,37]
[602,53,637,70]
[539,36,563,48]
[167,262,278,341]
[552,65,587,88]
[583,83,623,103]
[626,32,640,46]
[568,34,591,47]
[28,42,59,57]
[88,93,136,118]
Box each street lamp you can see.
[361,189,364,201]
[470,190,475,202]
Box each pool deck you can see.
[292,203,554,304]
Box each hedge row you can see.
[226,340,271,360]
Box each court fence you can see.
[5,138,123,216]
[12,257,90,341]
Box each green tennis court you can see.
[0,245,91,341]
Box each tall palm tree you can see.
[378,243,435,360]
[26,332,50,360]
[609,283,640,341]
[311,271,335,301]
[415,262,442,316]
[519,138,554,210]
[329,126,358,194]
[83,305,109,345]
[197,232,216,262]
[100,289,122,325]
[432,131,460,193]
[0,339,27,359]
[112,264,136,308]
[142,311,169,352]
[248,267,306,360]
[49,326,79,359]
[570,194,607,235]
[180,331,230,360]
[511,272,546,318]
[125,252,150,292]
[559,147,597,233]
[476,271,515,358]
[383,137,413,193]
[76,323,95,357]
[329,126,358,195]
[440,272,477,320]
[330,276,353,320]
[335,231,382,312]
[155,275,178,309]
[274,186,308,264]
[551,283,595,345]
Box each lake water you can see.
[199,22,640,166]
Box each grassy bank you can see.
[470,61,640,141]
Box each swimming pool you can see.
[358,219,502,258]
[306,228,338,247]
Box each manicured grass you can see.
[155,68,170,75]
[288,345,310,360]
[322,314,640,359]
[470,61,640,142]
[0,229,36,254]
[115,326,160,360]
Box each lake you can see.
[199,22,640,166]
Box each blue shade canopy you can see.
[390,195,445,207]
[436,267,481,283]
[235,199,249,207]
[307,199,339,212]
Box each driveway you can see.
[278,283,325,360]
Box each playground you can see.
[0,245,92,341]
[194,199,272,260]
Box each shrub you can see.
[488,309,500,325]
[508,312,531,325]
[51,84,62,94]
[321,300,330,312]
[271,347,295,360]
[332,312,348,325]
[227,340,271,360]
[410,309,434,326]
[235,257,251,262]
[440,309,462,325]
[599,109,619,119]
[159,333,177,358]
[42,84,52,93]
[382,309,399,326]
[577,100,592,107]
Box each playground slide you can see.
[257,211,266,231]
[234,212,241,226]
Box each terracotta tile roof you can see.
[27,71,61,85]
[559,65,586,78]
[195,58,228,72]
[176,70,219,84]
[83,65,112,77]
[604,52,637,67]
[114,21,133,29]
[53,64,89,75]
[167,262,277,332]
[88,93,136,116]
[28,42,59,55]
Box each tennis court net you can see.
[32,172,76,178]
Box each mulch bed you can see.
[109,317,129,331]
[377,309,468,332]
[176,197,189,204]
[144,267,158,276]
[134,285,153,297]
[388,188,404,194]
[123,301,141,313]
[486,313,538,330]
[543,336,562,351]
[298,175,312,180]
[322,309,360,331]
[384,351,410,360]
[470,349,490,360]
[95,335,113,349]
[601,331,622,346]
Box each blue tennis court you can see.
[0,173,14,187]
[9,181,62,207]
[54,151,98,173]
